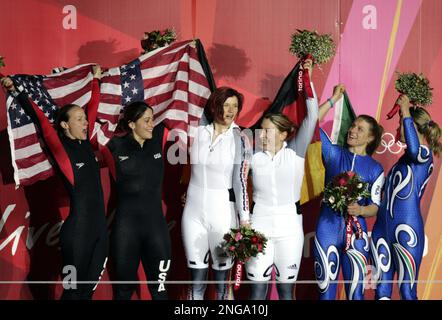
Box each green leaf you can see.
[395,72,432,106]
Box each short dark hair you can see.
[204,87,244,123]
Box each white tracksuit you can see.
[182,122,250,270]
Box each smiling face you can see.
[346,117,374,152]
[259,118,287,152]
[216,96,239,127]
[61,106,89,140]
[129,108,154,141]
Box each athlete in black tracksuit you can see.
[105,121,171,300]
[6,75,108,300]
[58,135,108,300]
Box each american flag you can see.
[6,65,95,186]
[6,40,212,186]
[95,39,212,147]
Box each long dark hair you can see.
[355,115,384,155]
[55,104,81,138]
[118,101,153,132]
[204,87,244,123]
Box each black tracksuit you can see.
[107,125,171,300]
[58,136,108,300]
[15,90,108,300]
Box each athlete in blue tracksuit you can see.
[371,95,441,300]
[313,85,385,300]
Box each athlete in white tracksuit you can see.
[237,66,318,299]
[182,87,250,300]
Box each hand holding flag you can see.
[4,40,213,186]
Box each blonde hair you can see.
[262,113,296,140]
[410,107,442,157]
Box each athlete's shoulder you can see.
[153,122,165,139]
[251,150,266,160]
[109,134,127,144]
[232,125,252,142]
[146,123,164,149]
[367,156,384,176]
[107,134,129,152]
[288,148,305,162]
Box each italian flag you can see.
[330,91,356,147]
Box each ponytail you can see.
[410,107,442,157]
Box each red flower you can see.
[338,178,347,186]
[229,246,236,252]
[257,244,263,252]
[347,171,355,178]
[251,236,258,244]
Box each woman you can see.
[371,95,441,300]
[103,101,171,300]
[181,87,250,300]
[242,59,318,300]
[313,85,385,300]
[1,67,108,300]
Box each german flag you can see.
[250,60,325,205]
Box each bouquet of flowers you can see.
[289,29,336,65]
[323,171,370,215]
[223,226,267,290]
[387,72,433,119]
[223,226,267,262]
[141,28,177,53]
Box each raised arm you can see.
[1,77,75,185]
[319,127,333,162]
[318,84,345,122]
[2,77,48,134]
[232,129,252,224]
[87,65,102,149]
[288,82,319,158]
[397,95,429,163]
[318,84,345,163]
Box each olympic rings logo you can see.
[376,132,406,155]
